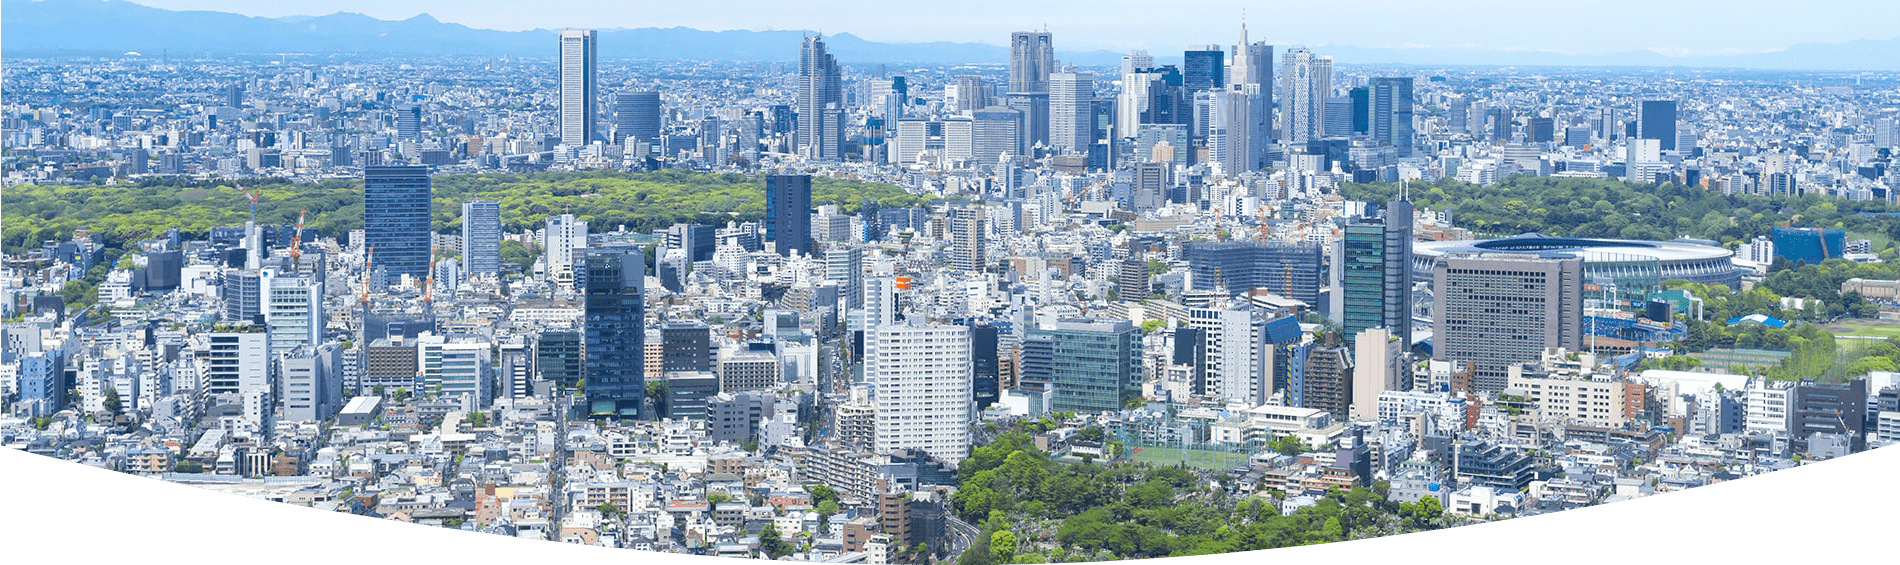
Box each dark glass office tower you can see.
[614,90,662,145]
[1369,77,1414,157]
[538,330,584,388]
[1349,86,1370,134]
[1335,198,1413,341]
[363,165,432,279]
[971,324,999,410]
[1184,241,1325,305]
[1183,47,1225,92]
[582,247,646,419]
[766,175,813,257]
[661,321,713,373]
[1641,99,1678,151]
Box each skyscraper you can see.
[1432,252,1583,392]
[558,29,598,146]
[1369,77,1415,157]
[363,165,432,280]
[613,90,661,145]
[866,321,973,464]
[949,206,985,272]
[1184,241,1325,306]
[766,175,813,257]
[1009,31,1054,94]
[1033,319,1142,415]
[1640,99,1678,151]
[1280,49,1331,144]
[460,200,501,277]
[1009,31,1054,148]
[1331,197,1413,341]
[544,213,589,288]
[582,247,646,419]
[661,321,713,373]
[395,104,422,141]
[955,75,993,112]
[1048,71,1094,154]
[1183,46,1226,93]
[797,35,844,161]
[825,246,864,310]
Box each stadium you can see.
[1413,233,1745,307]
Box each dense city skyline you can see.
[4,3,1900,563]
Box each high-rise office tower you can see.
[363,165,432,280]
[1184,241,1325,305]
[1010,31,1055,93]
[797,35,844,161]
[1048,71,1094,154]
[537,330,583,388]
[558,29,598,146]
[1119,255,1151,300]
[1432,252,1583,392]
[544,213,589,288]
[955,75,993,112]
[1489,107,1515,142]
[949,206,985,272]
[1033,319,1142,415]
[1526,116,1555,143]
[1120,50,1154,81]
[666,223,716,263]
[613,90,661,145]
[766,175,813,257]
[1369,77,1414,157]
[460,201,501,277]
[265,273,324,358]
[863,277,899,329]
[1209,37,1273,176]
[1009,31,1054,148]
[1349,86,1370,134]
[1279,48,1331,144]
[825,247,864,310]
[866,321,973,463]
[661,321,713,373]
[1331,197,1413,341]
[224,84,244,108]
[582,247,646,419]
[1640,99,1678,151]
[396,104,422,141]
[1184,46,1226,92]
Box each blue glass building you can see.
[363,165,432,279]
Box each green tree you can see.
[990,530,1019,562]
[760,524,795,559]
[103,386,122,415]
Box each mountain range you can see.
[5,0,1898,70]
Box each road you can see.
[943,514,979,562]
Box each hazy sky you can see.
[125,0,1900,56]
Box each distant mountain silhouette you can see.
[4,0,1896,70]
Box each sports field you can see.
[1825,323,1900,339]
[1127,446,1249,471]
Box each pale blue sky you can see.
[124,0,1900,56]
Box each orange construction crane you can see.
[289,210,306,268]
[423,245,438,305]
[360,247,374,305]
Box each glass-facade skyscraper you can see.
[1333,198,1413,341]
[582,247,646,419]
[765,174,812,257]
[1641,99,1678,151]
[363,165,432,280]
[558,29,598,146]
[460,200,501,277]
[1369,77,1414,157]
[1033,319,1141,415]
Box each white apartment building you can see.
[865,321,972,465]
[543,213,589,289]
[1745,378,1794,436]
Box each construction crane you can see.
[1258,205,1270,242]
[423,245,438,306]
[289,210,306,269]
[360,247,374,306]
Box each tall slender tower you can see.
[1009,31,1054,94]
[1229,22,1274,168]
[797,35,844,160]
[1280,48,1330,144]
[559,30,598,146]
[1048,70,1094,154]
[1370,77,1416,157]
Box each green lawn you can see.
[1127,446,1249,471]
[1827,324,1900,339]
